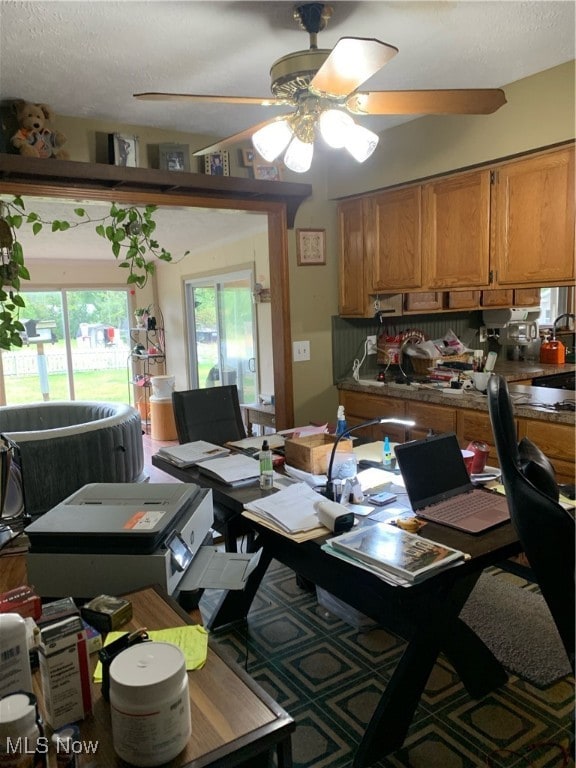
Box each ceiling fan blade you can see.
[134,92,287,107]
[192,118,282,156]
[310,37,398,98]
[347,89,507,115]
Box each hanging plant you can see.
[0,196,189,351]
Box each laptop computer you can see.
[394,433,510,534]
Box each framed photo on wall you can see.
[204,151,229,176]
[253,162,282,181]
[108,133,139,167]
[159,143,190,172]
[241,148,255,167]
[296,229,326,266]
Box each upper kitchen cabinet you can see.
[422,170,492,289]
[338,197,371,317]
[491,145,575,287]
[366,186,422,292]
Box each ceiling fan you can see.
[134,3,506,172]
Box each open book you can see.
[157,440,230,468]
[328,523,467,583]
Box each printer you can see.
[25,483,213,598]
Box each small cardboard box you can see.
[284,434,353,475]
[39,615,93,729]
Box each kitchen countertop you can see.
[339,362,576,426]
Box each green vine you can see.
[0,196,188,351]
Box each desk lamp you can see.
[325,418,415,501]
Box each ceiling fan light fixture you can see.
[344,123,379,162]
[252,120,293,162]
[284,136,314,173]
[319,108,354,148]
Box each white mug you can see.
[472,372,492,392]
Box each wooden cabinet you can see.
[517,419,575,484]
[339,391,407,442]
[338,198,369,317]
[456,408,505,466]
[366,186,422,292]
[492,145,575,287]
[337,144,574,313]
[422,170,492,289]
[405,401,456,441]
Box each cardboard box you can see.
[39,616,93,728]
[284,434,353,475]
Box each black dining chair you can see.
[172,385,250,552]
[487,375,575,670]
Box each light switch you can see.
[293,340,310,362]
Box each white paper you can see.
[245,482,326,533]
[226,434,285,450]
[197,453,260,484]
[179,547,262,591]
[157,440,229,467]
[277,423,328,438]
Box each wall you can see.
[284,61,575,426]
[6,61,574,424]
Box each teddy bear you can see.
[11,100,68,159]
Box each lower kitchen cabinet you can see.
[517,419,575,484]
[405,401,456,441]
[339,391,407,443]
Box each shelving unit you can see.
[127,324,166,432]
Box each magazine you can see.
[157,440,230,468]
[329,522,467,583]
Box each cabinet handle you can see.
[489,270,494,284]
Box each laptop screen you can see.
[394,433,473,509]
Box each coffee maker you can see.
[482,307,540,361]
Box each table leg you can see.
[354,571,503,767]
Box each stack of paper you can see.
[324,522,467,586]
[244,482,327,533]
[197,453,260,485]
[156,440,230,468]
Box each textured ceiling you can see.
[1,1,574,142]
[0,1,574,259]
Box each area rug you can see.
[460,568,572,686]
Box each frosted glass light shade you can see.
[345,124,379,163]
[284,136,314,173]
[252,120,293,162]
[319,109,354,148]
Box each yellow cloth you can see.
[93,626,209,682]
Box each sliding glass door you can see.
[185,270,258,404]
[2,289,130,405]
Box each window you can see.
[539,287,569,327]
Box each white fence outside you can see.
[3,348,129,377]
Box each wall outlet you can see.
[366,335,377,355]
[479,326,488,344]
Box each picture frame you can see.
[296,229,326,266]
[204,151,229,176]
[108,133,138,167]
[159,143,190,172]
[253,162,282,182]
[241,148,255,167]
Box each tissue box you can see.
[284,434,353,475]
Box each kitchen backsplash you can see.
[332,311,490,382]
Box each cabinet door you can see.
[366,186,422,291]
[517,419,575,484]
[338,199,369,316]
[446,290,481,310]
[492,146,575,285]
[513,288,541,307]
[422,170,491,288]
[340,391,407,442]
[456,408,506,466]
[481,289,514,307]
[404,292,444,313]
[405,401,456,441]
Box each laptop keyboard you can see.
[423,491,493,522]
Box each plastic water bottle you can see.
[382,436,393,469]
[335,406,348,436]
[259,440,274,490]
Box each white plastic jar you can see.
[109,642,191,767]
[0,614,33,698]
[0,691,46,768]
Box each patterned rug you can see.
[200,564,574,768]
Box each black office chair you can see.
[172,385,247,445]
[172,385,249,552]
[487,375,575,670]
